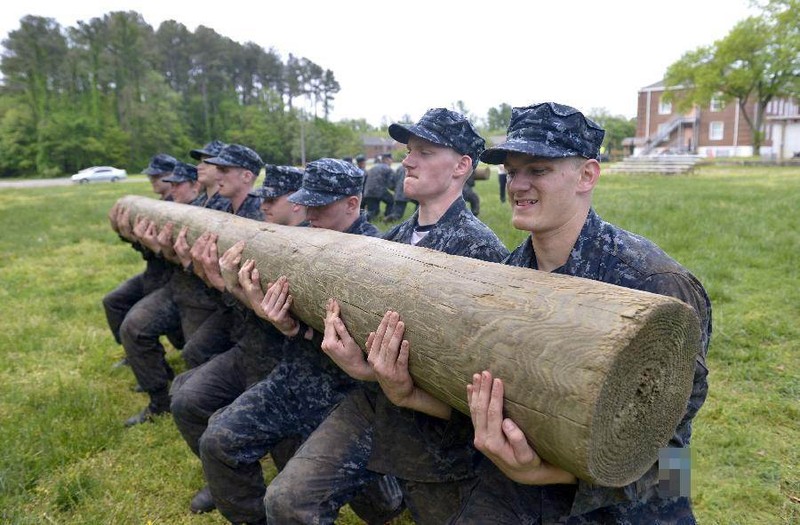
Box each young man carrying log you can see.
[264,109,510,524]
[195,159,403,525]
[188,139,231,211]
[120,144,264,427]
[168,165,306,514]
[449,102,712,523]
[103,153,180,369]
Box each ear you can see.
[453,154,473,181]
[576,159,600,194]
[346,195,361,213]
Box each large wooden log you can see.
[115,195,701,487]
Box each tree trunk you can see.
[115,195,702,487]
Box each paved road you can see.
[0,177,139,189]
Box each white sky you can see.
[1,0,757,126]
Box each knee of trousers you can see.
[119,306,162,346]
[170,386,203,426]
[264,471,303,520]
[198,419,245,468]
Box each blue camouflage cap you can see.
[204,144,264,176]
[288,158,364,207]
[143,153,178,176]
[190,139,226,160]
[249,165,305,198]
[162,161,198,183]
[388,108,485,168]
[480,102,605,164]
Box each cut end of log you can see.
[586,300,701,486]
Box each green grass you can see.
[0,167,798,523]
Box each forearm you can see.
[398,388,452,420]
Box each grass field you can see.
[0,165,798,524]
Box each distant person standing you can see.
[462,169,480,216]
[386,163,410,221]
[497,164,507,203]
[363,152,395,221]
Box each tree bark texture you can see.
[115,195,702,487]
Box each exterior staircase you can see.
[603,155,704,175]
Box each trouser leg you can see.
[103,274,145,344]
[120,287,180,397]
[171,347,247,457]
[264,388,380,525]
[180,306,234,369]
[201,359,352,524]
[401,477,476,525]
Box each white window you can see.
[659,99,672,115]
[710,96,724,112]
[709,122,724,141]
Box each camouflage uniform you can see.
[189,140,231,211]
[123,147,264,420]
[198,159,401,525]
[461,170,480,216]
[450,209,711,525]
[449,102,712,525]
[386,164,411,220]
[363,156,395,220]
[265,110,510,525]
[171,166,305,458]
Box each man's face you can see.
[170,181,198,204]
[401,136,461,203]
[216,166,248,198]
[149,174,171,198]
[504,152,585,235]
[304,197,352,231]
[261,193,304,225]
[196,158,219,187]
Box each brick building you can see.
[628,80,800,159]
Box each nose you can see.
[507,173,528,193]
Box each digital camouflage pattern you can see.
[389,108,485,168]
[205,143,264,176]
[162,161,198,183]
[289,158,365,207]
[197,214,386,524]
[225,193,264,221]
[265,197,509,523]
[249,165,305,199]
[451,208,711,524]
[192,191,231,211]
[480,102,605,164]
[142,153,178,175]
[190,139,227,160]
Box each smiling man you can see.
[452,102,712,524]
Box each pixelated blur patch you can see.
[658,447,691,498]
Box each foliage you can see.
[0,12,344,178]
[0,166,798,523]
[485,103,513,133]
[663,0,800,155]
[587,109,637,157]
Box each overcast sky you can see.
[2,0,757,126]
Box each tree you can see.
[664,0,800,156]
[587,108,636,158]
[486,103,513,132]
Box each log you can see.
[115,195,701,487]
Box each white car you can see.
[71,166,127,184]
